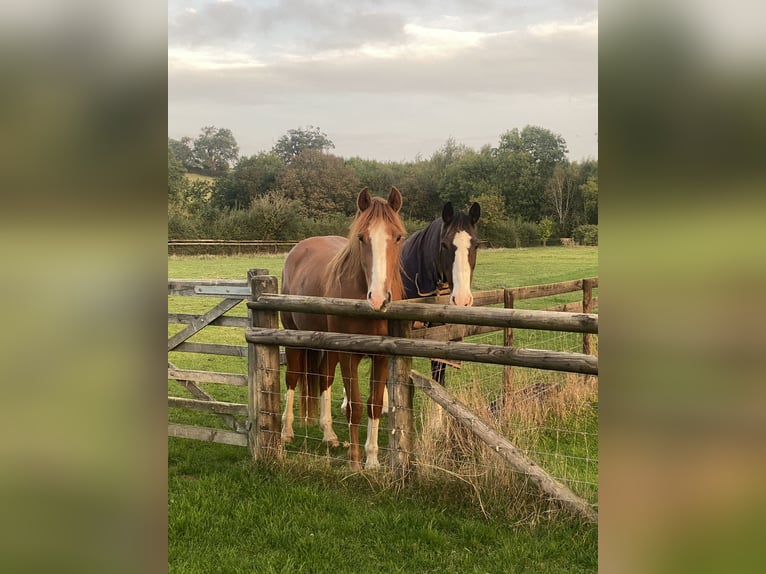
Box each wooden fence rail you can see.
[247,295,598,334]
[245,327,598,375]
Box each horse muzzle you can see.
[367,290,392,311]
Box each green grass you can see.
[168,246,598,573]
[168,455,597,573]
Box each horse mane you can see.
[324,197,406,300]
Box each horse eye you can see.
[440,242,448,250]
[395,235,402,243]
[358,234,365,243]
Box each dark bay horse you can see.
[280,187,406,470]
[400,201,481,384]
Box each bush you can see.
[517,220,539,247]
[573,224,598,246]
[168,208,203,239]
[301,212,352,238]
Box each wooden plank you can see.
[168,361,246,432]
[168,396,248,416]
[511,279,583,300]
[167,368,247,386]
[546,301,584,313]
[248,295,598,334]
[169,240,297,245]
[409,324,498,340]
[168,279,249,297]
[407,288,504,307]
[168,314,248,328]
[168,423,248,447]
[168,298,243,351]
[172,342,248,357]
[246,328,598,375]
[410,370,597,523]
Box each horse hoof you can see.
[282,435,294,443]
[364,460,380,470]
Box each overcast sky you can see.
[168,0,597,163]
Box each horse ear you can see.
[469,202,481,224]
[387,186,402,213]
[357,187,371,211]
[442,202,454,224]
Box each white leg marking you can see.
[367,222,389,310]
[320,389,339,446]
[381,385,389,416]
[451,231,473,306]
[282,389,295,442]
[365,418,380,469]
[340,387,348,417]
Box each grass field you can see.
[168,246,598,573]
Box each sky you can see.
[168,0,598,163]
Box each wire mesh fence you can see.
[168,277,598,518]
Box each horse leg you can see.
[318,351,339,447]
[431,359,447,386]
[282,347,304,442]
[365,354,389,469]
[339,353,363,471]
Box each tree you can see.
[212,152,285,209]
[581,174,598,225]
[493,149,541,221]
[276,150,362,218]
[273,126,335,164]
[545,163,580,235]
[168,137,195,170]
[497,126,568,181]
[191,126,239,174]
[538,217,554,246]
[494,126,570,223]
[345,157,399,197]
[168,145,187,203]
[441,148,497,208]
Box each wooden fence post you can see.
[388,320,414,483]
[582,279,594,356]
[248,269,282,462]
[503,288,515,403]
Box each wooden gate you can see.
[167,276,253,447]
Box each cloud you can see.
[167,2,598,160]
[169,17,597,102]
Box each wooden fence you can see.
[168,271,599,522]
[168,240,298,256]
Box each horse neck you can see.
[325,241,367,298]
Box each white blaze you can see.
[451,230,473,306]
[367,222,389,310]
[282,388,295,442]
[365,418,380,469]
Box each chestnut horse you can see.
[400,201,481,384]
[280,187,406,470]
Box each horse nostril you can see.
[385,292,392,304]
[367,291,372,300]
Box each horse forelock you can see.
[325,197,406,299]
[443,211,478,243]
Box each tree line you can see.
[168,125,598,247]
